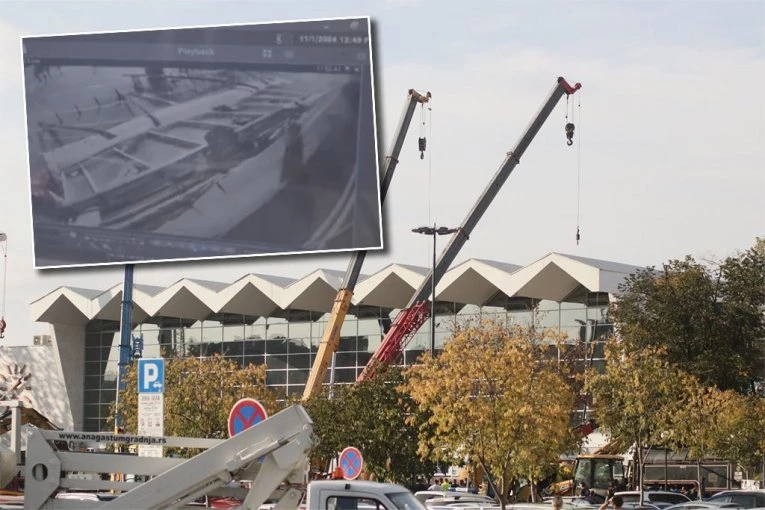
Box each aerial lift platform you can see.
[15,403,421,510]
[21,405,315,510]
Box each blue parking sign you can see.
[137,358,164,394]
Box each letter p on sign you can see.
[138,358,165,394]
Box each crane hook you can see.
[565,122,575,146]
[418,137,427,160]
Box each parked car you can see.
[616,491,692,508]
[664,501,741,510]
[707,491,765,509]
[415,491,495,505]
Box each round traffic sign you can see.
[339,446,363,480]
[227,398,268,438]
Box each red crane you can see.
[358,77,582,382]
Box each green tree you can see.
[302,384,353,473]
[406,319,575,510]
[353,366,436,486]
[586,340,691,504]
[110,354,278,455]
[611,239,765,393]
[302,367,435,487]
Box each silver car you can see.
[663,502,741,510]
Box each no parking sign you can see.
[339,446,363,480]
[227,398,268,438]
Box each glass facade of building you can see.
[82,293,613,432]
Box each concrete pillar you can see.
[51,323,85,430]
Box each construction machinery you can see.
[358,76,582,382]
[302,88,432,400]
[10,402,424,510]
[548,450,737,499]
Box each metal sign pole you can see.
[114,264,135,433]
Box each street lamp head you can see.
[412,226,463,237]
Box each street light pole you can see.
[431,223,436,355]
[412,223,461,356]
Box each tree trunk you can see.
[530,478,537,502]
[637,444,645,506]
[498,476,507,510]
[495,475,506,510]
[476,457,501,506]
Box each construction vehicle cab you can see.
[572,455,627,498]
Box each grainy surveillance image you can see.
[23,18,381,268]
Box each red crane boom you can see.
[358,76,582,382]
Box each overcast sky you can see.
[0,0,763,346]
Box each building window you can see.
[79,293,617,431]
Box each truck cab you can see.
[305,480,427,510]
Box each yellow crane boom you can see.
[302,89,431,400]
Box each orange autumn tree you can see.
[110,354,279,453]
[666,380,765,477]
[405,318,574,510]
[586,340,693,504]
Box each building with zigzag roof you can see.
[30,252,645,432]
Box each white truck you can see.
[2,401,427,510]
[298,480,426,510]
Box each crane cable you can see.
[426,97,433,227]
[417,94,434,268]
[0,234,7,339]
[417,98,433,225]
[566,93,583,245]
[575,92,582,246]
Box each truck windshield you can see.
[574,459,591,488]
[386,491,428,510]
[575,458,625,490]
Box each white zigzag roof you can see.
[30,253,645,325]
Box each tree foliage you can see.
[354,366,436,486]
[711,394,765,470]
[110,355,278,453]
[405,319,575,510]
[611,240,765,393]
[586,340,692,499]
[302,366,435,487]
[301,385,352,471]
[669,379,765,472]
